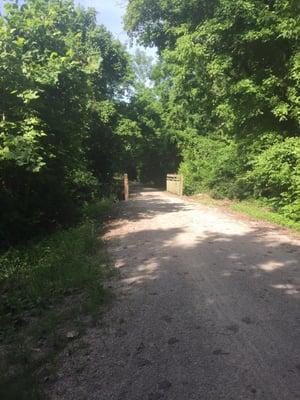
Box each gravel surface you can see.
[50,188,300,400]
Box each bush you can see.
[82,197,115,222]
[246,137,300,220]
[179,135,238,196]
[67,168,100,203]
[179,134,300,223]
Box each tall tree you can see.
[0,0,130,246]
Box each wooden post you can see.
[124,173,129,201]
[166,174,184,196]
[180,174,184,196]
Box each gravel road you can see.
[51,188,300,400]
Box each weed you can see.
[231,200,300,232]
[0,198,115,398]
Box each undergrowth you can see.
[231,200,300,233]
[0,198,116,399]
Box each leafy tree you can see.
[0,0,130,247]
[117,50,180,185]
[124,0,217,51]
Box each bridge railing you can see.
[166,174,183,196]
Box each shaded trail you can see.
[51,188,300,400]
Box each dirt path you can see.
[51,188,300,400]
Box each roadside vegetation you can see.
[0,2,124,395]
[0,199,115,399]
[231,200,300,233]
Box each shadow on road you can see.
[105,189,300,399]
[52,188,300,400]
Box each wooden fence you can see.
[166,174,183,196]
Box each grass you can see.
[189,193,300,233]
[0,198,116,399]
[231,200,300,232]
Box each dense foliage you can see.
[125,0,300,221]
[0,0,130,247]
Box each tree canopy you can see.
[0,0,131,246]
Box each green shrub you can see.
[179,135,238,196]
[67,168,100,202]
[179,133,300,223]
[246,137,300,220]
[82,197,114,222]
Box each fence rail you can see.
[166,174,183,196]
